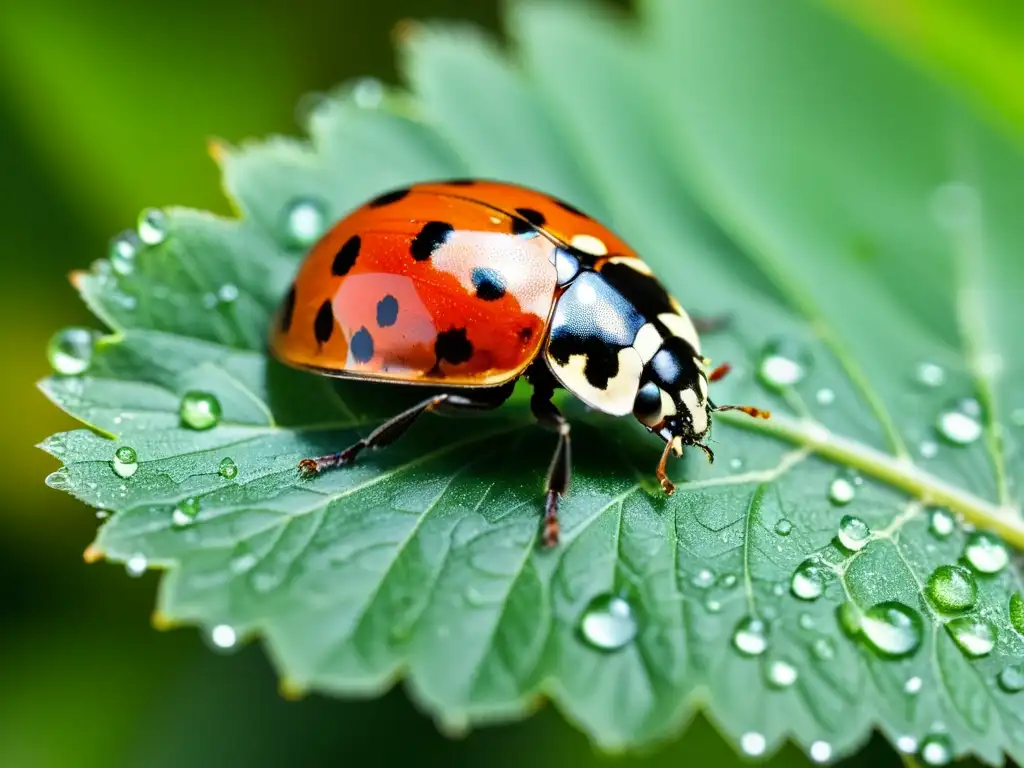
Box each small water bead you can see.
[1010,592,1024,635]
[218,283,239,303]
[219,457,239,480]
[578,594,638,651]
[284,198,328,248]
[774,518,793,536]
[809,741,832,764]
[766,659,798,688]
[180,391,222,431]
[729,457,744,471]
[815,388,835,406]
[811,637,836,661]
[828,471,858,506]
[740,732,766,757]
[718,573,738,590]
[963,531,1008,574]
[903,676,923,695]
[791,560,828,601]
[109,229,141,275]
[691,568,714,589]
[919,440,939,459]
[798,612,815,631]
[704,597,722,613]
[351,76,384,108]
[732,616,769,656]
[919,732,953,766]
[915,362,946,388]
[836,515,871,552]
[998,664,1024,693]
[896,736,918,754]
[172,497,199,527]
[757,338,811,390]
[929,508,955,539]
[125,553,148,577]
[925,564,977,613]
[112,446,138,478]
[210,624,238,649]
[935,398,983,445]
[859,602,924,659]
[945,617,997,657]
[137,208,169,245]
[47,327,97,375]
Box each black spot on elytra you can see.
[314,299,334,345]
[279,284,296,333]
[368,188,410,207]
[332,235,360,276]
[554,197,587,217]
[350,327,374,362]
[471,267,506,301]
[446,179,476,186]
[376,295,399,327]
[548,331,620,389]
[512,207,546,235]
[410,221,454,261]
[435,327,473,365]
[518,327,534,342]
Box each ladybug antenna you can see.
[696,443,715,464]
[711,403,771,420]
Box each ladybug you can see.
[269,180,769,547]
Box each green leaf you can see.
[39,0,1024,762]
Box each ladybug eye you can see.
[633,381,663,421]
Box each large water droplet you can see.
[125,553,148,577]
[919,732,953,766]
[757,338,811,390]
[929,508,955,538]
[914,362,946,388]
[774,518,793,536]
[578,594,638,651]
[740,732,766,757]
[109,229,141,275]
[809,741,832,764]
[860,602,924,659]
[172,496,199,527]
[137,208,169,245]
[963,531,1008,574]
[219,457,239,480]
[791,559,828,601]
[210,624,238,649]
[47,327,97,375]
[112,446,138,478]
[284,198,328,248]
[732,616,769,656]
[828,470,859,506]
[998,664,1024,693]
[925,564,977,613]
[945,616,996,657]
[766,659,798,688]
[1010,592,1024,635]
[935,398,983,445]
[180,391,222,431]
[836,515,871,551]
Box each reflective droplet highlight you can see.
[219,457,238,480]
[732,616,769,656]
[791,559,827,601]
[915,362,945,388]
[766,659,798,688]
[757,338,811,390]
[351,76,384,108]
[925,564,977,613]
[997,664,1024,693]
[859,602,923,659]
[47,327,97,375]
[815,388,835,406]
[740,732,766,756]
[963,531,1008,574]
[109,229,141,275]
[172,497,199,527]
[945,616,996,658]
[935,398,983,445]
[180,391,222,431]
[828,470,858,506]
[903,676,922,695]
[578,594,638,651]
[218,283,239,303]
[811,637,835,661]
[809,741,832,764]
[210,624,237,649]
[691,568,714,589]
[125,553,148,577]
[284,198,327,248]
[919,732,953,766]
[836,515,871,551]
[774,518,793,536]
[137,208,168,245]
[929,508,955,538]
[112,446,138,478]
[919,440,939,459]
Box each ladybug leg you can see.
[530,388,571,549]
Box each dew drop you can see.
[718,573,738,590]
[859,602,923,659]
[740,732,766,757]
[757,338,811,390]
[924,564,977,614]
[791,559,828,601]
[729,457,744,471]
[915,362,945,388]
[180,391,222,431]
[815,388,835,406]
[704,597,722,613]
[137,208,169,245]
[774,518,793,536]
[1010,592,1024,635]
[809,741,832,764]
[896,736,918,754]
[691,568,714,589]
[919,732,953,766]
[798,612,815,631]
[47,327,97,375]
[284,198,328,248]
[219,457,239,480]
[172,497,199,527]
[351,76,384,108]
[578,594,638,651]
[732,616,769,656]
[998,664,1024,693]
[112,446,138,479]
[218,283,239,303]
[766,659,798,688]
[210,624,237,649]
[125,553,148,577]
[836,515,871,551]
[919,440,939,459]
[935,398,983,445]
[109,229,141,275]
[828,470,858,506]
[811,637,835,661]
[945,616,997,658]
[903,676,923,695]
[963,531,1008,574]
[929,508,955,538]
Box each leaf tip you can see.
[83,544,105,564]
[68,269,89,291]
[392,18,422,45]
[207,136,231,165]
[278,677,308,701]
[151,610,176,631]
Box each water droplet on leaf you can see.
[137,208,169,245]
[903,676,922,695]
[48,327,97,375]
[915,362,945,388]
[732,616,769,656]
[828,470,858,505]
[109,229,141,275]
[836,515,871,551]
[919,732,953,766]
[219,457,239,480]
[815,388,835,405]
[210,624,237,649]
[811,637,835,660]
[919,440,939,459]
[218,283,239,303]
[766,659,798,688]
[718,573,738,589]
[284,198,327,248]
[925,564,977,613]
[351,76,384,108]
[945,616,996,657]
[791,559,827,601]
[180,391,222,430]
[125,553,148,577]
[929,508,955,538]
[896,736,918,754]
[740,732,766,756]
[757,338,811,390]
[578,594,638,651]
[112,446,138,478]
[936,398,983,445]
[774,518,793,536]
[172,497,199,527]
[997,664,1024,693]
[859,602,923,659]
[691,568,714,589]
[963,531,1008,574]
[809,741,832,763]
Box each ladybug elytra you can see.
[269,180,768,547]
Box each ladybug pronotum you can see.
[269,180,769,547]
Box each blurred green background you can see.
[4,0,1021,766]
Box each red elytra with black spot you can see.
[269,179,768,547]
